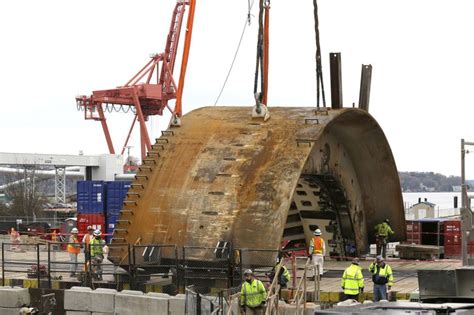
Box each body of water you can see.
[403,192,461,219]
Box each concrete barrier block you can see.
[0,307,23,315]
[146,292,170,298]
[92,313,113,315]
[278,303,320,315]
[90,288,116,313]
[66,311,91,315]
[64,287,92,311]
[116,292,168,315]
[169,294,185,314]
[119,290,143,296]
[0,287,30,308]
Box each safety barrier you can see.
[0,243,284,292]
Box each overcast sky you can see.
[1,0,473,177]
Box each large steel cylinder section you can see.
[109,107,404,264]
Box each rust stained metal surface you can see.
[111,106,405,261]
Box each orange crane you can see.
[76,0,196,160]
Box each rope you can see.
[313,0,326,108]
[213,0,256,106]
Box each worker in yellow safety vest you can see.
[241,269,267,315]
[341,257,364,301]
[374,219,394,258]
[269,257,291,289]
[67,228,81,276]
[89,230,106,280]
[308,229,325,278]
[369,255,393,302]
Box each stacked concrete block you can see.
[169,294,186,314]
[115,290,169,315]
[64,286,92,312]
[90,288,116,314]
[278,302,321,315]
[0,286,30,315]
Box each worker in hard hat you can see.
[341,257,364,301]
[269,256,291,289]
[308,228,325,278]
[67,228,81,277]
[369,255,393,302]
[240,269,267,314]
[374,219,394,258]
[82,225,94,263]
[89,230,106,280]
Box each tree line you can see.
[399,172,461,192]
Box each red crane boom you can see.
[76,0,196,160]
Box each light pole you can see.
[461,139,474,266]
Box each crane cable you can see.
[313,0,326,108]
[213,0,256,106]
[253,0,270,114]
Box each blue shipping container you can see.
[106,181,131,216]
[77,181,105,214]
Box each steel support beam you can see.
[330,52,343,109]
[358,64,372,112]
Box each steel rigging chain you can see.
[313,0,326,108]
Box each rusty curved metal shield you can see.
[110,106,404,262]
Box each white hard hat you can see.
[71,228,78,234]
[243,269,253,275]
[314,229,322,236]
[93,229,102,237]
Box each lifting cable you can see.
[313,0,326,108]
[253,0,270,113]
[213,0,256,106]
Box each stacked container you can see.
[76,181,106,236]
[76,180,132,242]
[77,181,105,213]
[105,181,131,241]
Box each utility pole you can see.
[461,139,474,266]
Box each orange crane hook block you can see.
[75,0,196,160]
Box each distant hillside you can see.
[399,172,461,192]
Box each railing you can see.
[132,244,180,291]
[185,286,224,315]
[291,257,321,315]
[0,241,293,297]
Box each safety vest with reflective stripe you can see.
[376,222,394,237]
[90,238,105,257]
[341,264,364,295]
[310,236,325,255]
[67,235,80,254]
[241,279,267,307]
[282,266,291,282]
[369,262,394,286]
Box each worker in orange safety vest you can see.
[67,228,81,276]
[308,229,326,278]
[82,225,94,263]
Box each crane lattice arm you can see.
[76,0,196,160]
